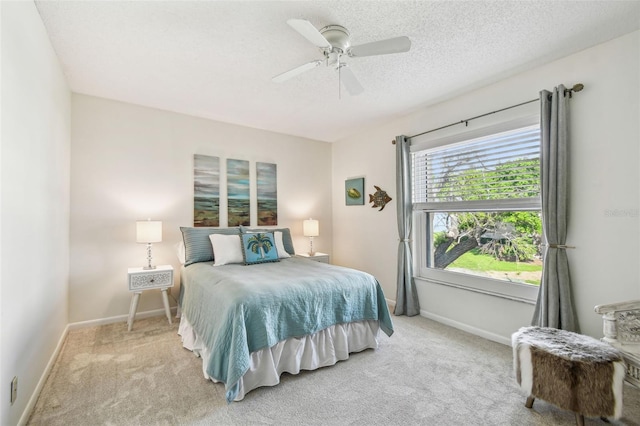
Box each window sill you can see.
[414,269,538,304]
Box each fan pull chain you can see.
[338,64,341,100]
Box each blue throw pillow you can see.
[240,226,295,255]
[241,232,280,265]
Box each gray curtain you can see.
[394,135,420,316]
[531,85,579,331]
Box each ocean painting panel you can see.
[257,162,277,226]
[227,159,250,226]
[194,154,220,227]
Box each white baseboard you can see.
[68,306,178,330]
[385,298,396,312]
[420,310,511,346]
[18,323,70,426]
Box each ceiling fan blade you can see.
[348,36,411,57]
[287,19,331,49]
[340,66,364,96]
[272,60,322,83]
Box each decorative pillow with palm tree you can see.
[240,232,280,265]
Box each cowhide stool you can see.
[512,326,626,425]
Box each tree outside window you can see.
[414,124,542,286]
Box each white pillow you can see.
[209,234,244,266]
[274,231,291,258]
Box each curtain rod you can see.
[392,83,584,144]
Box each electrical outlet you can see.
[10,376,17,405]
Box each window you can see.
[412,120,541,301]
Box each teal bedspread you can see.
[180,257,393,402]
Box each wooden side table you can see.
[127,264,174,331]
[296,252,330,264]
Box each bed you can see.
[177,226,394,403]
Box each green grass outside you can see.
[449,249,542,285]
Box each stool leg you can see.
[525,396,535,408]
[575,413,584,426]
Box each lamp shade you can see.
[303,219,319,237]
[136,220,162,243]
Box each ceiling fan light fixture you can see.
[326,51,341,68]
[274,19,411,97]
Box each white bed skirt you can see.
[178,316,381,401]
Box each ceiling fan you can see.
[272,19,411,96]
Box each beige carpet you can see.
[27,314,640,425]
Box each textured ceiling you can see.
[35,1,640,142]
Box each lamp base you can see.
[144,243,156,270]
[308,238,315,257]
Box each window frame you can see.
[411,116,541,303]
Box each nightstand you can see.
[127,265,174,331]
[296,252,330,264]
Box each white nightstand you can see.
[127,265,174,331]
[296,252,330,264]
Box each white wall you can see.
[70,95,332,322]
[1,2,71,424]
[333,31,640,342]
[331,122,399,300]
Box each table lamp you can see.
[303,218,319,256]
[136,219,162,269]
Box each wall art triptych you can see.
[193,154,277,227]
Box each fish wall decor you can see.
[369,186,392,211]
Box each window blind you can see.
[412,124,541,211]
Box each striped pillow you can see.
[180,227,241,266]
